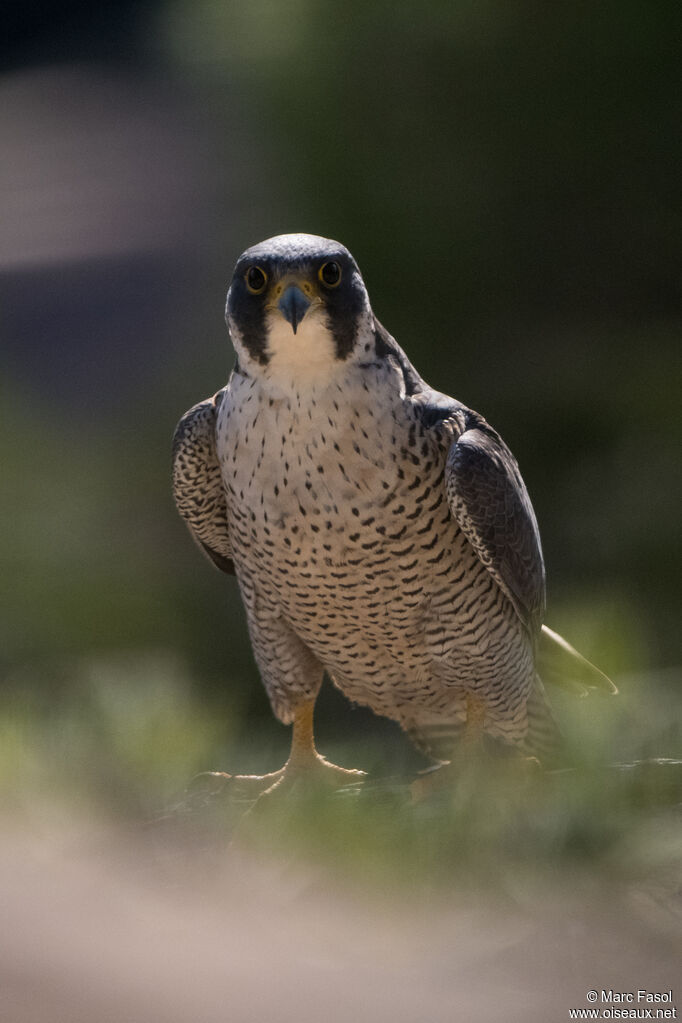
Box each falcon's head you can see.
[225,234,374,389]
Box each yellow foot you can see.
[410,752,541,802]
[238,756,364,826]
[188,767,287,803]
[192,754,364,800]
[258,752,365,799]
[410,759,456,803]
[189,698,366,808]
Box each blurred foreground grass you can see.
[2,650,680,909]
[2,653,680,1023]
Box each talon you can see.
[196,700,365,810]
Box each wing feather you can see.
[377,320,546,636]
[444,414,546,635]
[172,389,234,575]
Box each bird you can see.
[173,232,615,796]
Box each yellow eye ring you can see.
[318,261,342,288]
[245,265,268,294]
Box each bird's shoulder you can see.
[371,315,472,437]
[172,387,234,575]
[371,317,544,631]
[173,387,227,459]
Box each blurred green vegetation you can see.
[2,651,680,903]
[1,0,680,891]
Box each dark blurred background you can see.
[2,0,680,794]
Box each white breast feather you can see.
[263,309,341,395]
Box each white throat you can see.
[260,308,347,397]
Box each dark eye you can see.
[319,261,342,288]
[245,266,268,294]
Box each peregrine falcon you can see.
[173,233,615,793]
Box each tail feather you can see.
[538,625,618,696]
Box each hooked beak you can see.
[277,284,311,334]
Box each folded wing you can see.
[172,389,234,575]
[445,413,546,637]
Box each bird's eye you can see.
[245,266,268,294]
[319,261,342,288]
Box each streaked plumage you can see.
[173,233,614,776]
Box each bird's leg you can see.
[410,692,487,801]
[261,698,366,795]
[191,699,365,804]
[459,692,487,753]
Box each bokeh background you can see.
[2,4,681,1020]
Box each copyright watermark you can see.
[568,990,677,1019]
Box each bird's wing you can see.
[375,318,545,634]
[443,408,546,634]
[172,389,234,575]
